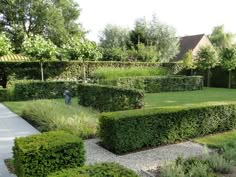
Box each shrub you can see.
[100,76,203,93]
[93,67,168,80]
[13,131,85,177]
[22,100,98,139]
[14,81,78,101]
[207,154,233,174]
[160,163,185,177]
[78,84,144,112]
[99,103,236,154]
[0,88,10,101]
[48,162,139,177]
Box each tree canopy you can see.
[0,0,85,52]
[209,25,235,48]
[0,33,12,56]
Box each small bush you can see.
[160,163,185,177]
[100,76,203,93]
[93,67,168,80]
[47,162,139,177]
[22,100,98,139]
[13,131,85,177]
[78,84,144,112]
[223,142,236,163]
[14,81,78,101]
[0,88,10,101]
[99,103,236,154]
[207,154,233,174]
[187,163,215,177]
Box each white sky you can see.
[76,0,236,42]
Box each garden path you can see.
[0,103,39,177]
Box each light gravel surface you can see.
[85,139,211,176]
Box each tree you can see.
[0,0,84,51]
[220,47,236,88]
[209,25,235,48]
[182,50,196,75]
[99,24,130,49]
[22,35,57,81]
[197,46,218,87]
[63,38,101,82]
[0,33,12,56]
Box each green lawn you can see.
[194,130,236,148]
[145,87,236,108]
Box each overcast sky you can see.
[76,0,236,42]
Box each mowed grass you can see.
[145,87,236,108]
[194,130,236,148]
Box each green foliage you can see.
[48,162,139,177]
[78,84,144,112]
[13,131,85,177]
[209,25,235,48]
[93,67,168,80]
[197,46,219,70]
[160,163,185,177]
[0,88,10,101]
[207,154,233,174]
[100,76,203,93]
[14,81,78,101]
[182,50,196,70]
[0,0,84,50]
[220,47,236,71]
[131,43,158,62]
[99,103,236,154]
[22,100,98,138]
[22,35,57,61]
[0,33,12,56]
[100,47,128,61]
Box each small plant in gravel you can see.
[160,163,185,177]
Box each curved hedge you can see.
[78,84,144,112]
[13,131,85,177]
[99,103,236,154]
[100,76,203,93]
[48,163,139,177]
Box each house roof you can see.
[173,34,205,61]
[0,54,30,62]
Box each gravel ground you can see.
[85,139,212,176]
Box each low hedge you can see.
[78,84,144,112]
[13,131,85,177]
[100,76,203,93]
[14,81,78,101]
[48,162,139,177]
[99,103,236,154]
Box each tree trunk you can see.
[40,62,44,81]
[228,70,232,89]
[82,60,86,83]
[207,68,211,87]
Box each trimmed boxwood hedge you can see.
[13,131,85,177]
[14,81,78,100]
[47,162,139,177]
[99,103,236,154]
[100,76,203,93]
[78,84,144,112]
[0,88,9,101]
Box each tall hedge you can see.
[48,163,139,177]
[100,76,203,93]
[13,131,85,177]
[78,84,144,112]
[14,81,78,100]
[0,61,181,81]
[99,103,236,154]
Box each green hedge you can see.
[78,84,144,112]
[14,81,78,101]
[48,162,139,177]
[100,76,203,93]
[0,88,9,101]
[99,103,236,154]
[13,131,85,177]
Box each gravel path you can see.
[85,139,211,176]
[0,104,39,177]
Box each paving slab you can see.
[85,139,211,176]
[0,104,39,177]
